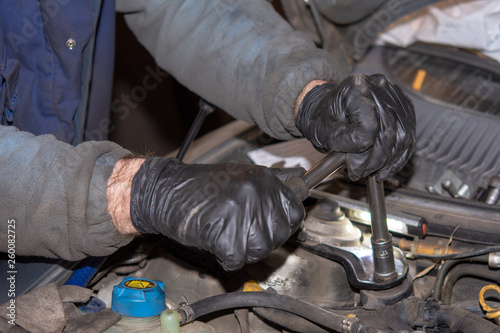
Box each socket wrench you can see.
[286,151,400,283]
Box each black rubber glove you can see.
[130,157,305,271]
[296,73,416,181]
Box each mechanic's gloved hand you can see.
[130,157,305,271]
[296,73,416,181]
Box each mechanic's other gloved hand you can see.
[296,73,416,181]
[130,157,305,271]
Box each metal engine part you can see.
[485,175,500,205]
[301,198,362,247]
[250,246,360,308]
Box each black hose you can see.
[177,291,346,332]
[394,297,500,333]
[442,265,499,305]
[451,300,500,317]
[432,255,489,300]
[437,305,500,333]
[180,292,500,332]
[254,307,330,333]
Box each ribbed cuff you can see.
[86,146,136,256]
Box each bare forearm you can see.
[107,158,146,235]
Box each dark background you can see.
[109,14,234,156]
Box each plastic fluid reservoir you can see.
[105,277,217,333]
[105,277,166,333]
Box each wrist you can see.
[295,81,336,135]
[107,157,146,235]
[294,80,330,119]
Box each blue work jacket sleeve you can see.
[0,124,134,261]
[116,0,343,140]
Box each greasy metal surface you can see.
[293,238,408,290]
[311,189,426,238]
[301,199,362,247]
[250,246,359,308]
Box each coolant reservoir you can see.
[105,277,165,333]
[104,277,216,333]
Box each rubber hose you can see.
[254,307,330,333]
[442,265,499,305]
[255,307,396,333]
[451,300,500,317]
[437,305,500,333]
[432,255,488,300]
[394,297,500,332]
[178,291,346,332]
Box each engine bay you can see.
[89,40,500,332]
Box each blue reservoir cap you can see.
[112,277,166,317]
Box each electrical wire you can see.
[410,246,500,260]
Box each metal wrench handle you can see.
[302,152,346,191]
[285,151,346,201]
[285,150,398,281]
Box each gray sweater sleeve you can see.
[0,125,134,261]
[116,0,343,140]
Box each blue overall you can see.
[0,0,115,145]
